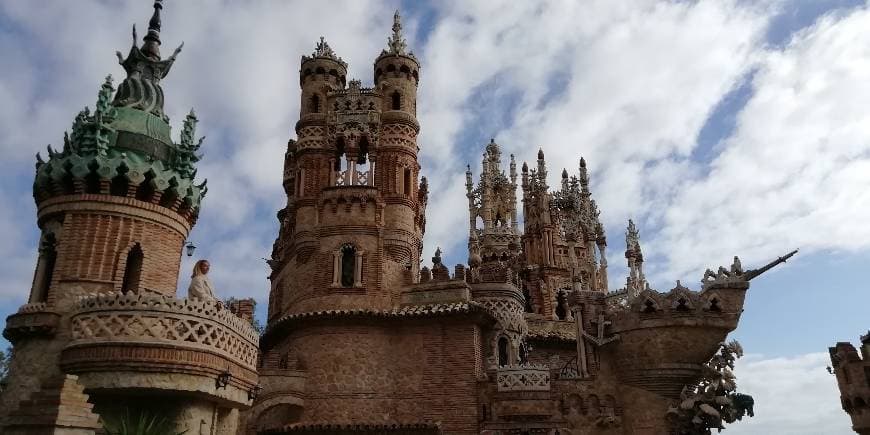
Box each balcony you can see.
[2,302,61,343]
[495,364,551,392]
[60,293,259,406]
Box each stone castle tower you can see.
[1,2,258,434]
[268,11,426,318]
[252,11,794,435]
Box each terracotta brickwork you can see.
[252,10,773,435]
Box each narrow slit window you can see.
[497,337,510,366]
[31,234,57,303]
[121,244,144,294]
[340,245,355,287]
[391,91,401,110]
[310,95,321,113]
[403,169,412,195]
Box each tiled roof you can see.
[526,319,577,342]
[261,302,495,349]
[265,422,441,434]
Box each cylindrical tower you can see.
[2,3,258,433]
[373,10,423,291]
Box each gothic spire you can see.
[141,0,163,59]
[387,10,408,55]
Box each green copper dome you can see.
[32,1,206,223]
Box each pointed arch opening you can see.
[391,91,401,110]
[121,244,144,294]
[309,94,321,114]
[340,245,356,288]
[497,336,510,366]
[30,233,58,303]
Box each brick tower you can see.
[1,2,258,433]
[268,11,425,318]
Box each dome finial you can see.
[141,0,163,59]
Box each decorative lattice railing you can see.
[496,364,551,392]
[62,293,259,387]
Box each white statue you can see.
[188,259,217,301]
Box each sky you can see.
[1,0,869,433]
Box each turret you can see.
[29,1,202,305]
[299,37,347,118]
[466,139,521,264]
[373,10,420,117]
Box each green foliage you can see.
[101,409,187,435]
[0,346,12,392]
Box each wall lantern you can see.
[248,384,263,401]
[185,241,196,257]
[216,370,231,389]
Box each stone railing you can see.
[61,293,259,389]
[496,364,551,392]
[3,303,61,343]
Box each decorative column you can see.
[331,251,341,287]
[353,251,364,287]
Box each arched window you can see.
[391,91,401,110]
[519,343,528,364]
[340,245,355,287]
[310,95,320,113]
[30,233,57,303]
[121,244,144,294]
[335,137,346,171]
[497,336,509,366]
[403,168,412,195]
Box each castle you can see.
[1,2,794,434]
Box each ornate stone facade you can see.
[254,10,795,435]
[1,4,798,435]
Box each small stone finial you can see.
[141,0,163,59]
[522,162,529,173]
[386,10,408,55]
[537,149,545,160]
[562,168,569,179]
[579,157,590,192]
[626,219,640,250]
[95,75,115,115]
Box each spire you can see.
[114,0,182,121]
[579,157,590,193]
[626,219,641,253]
[386,10,409,56]
[141,0,163,59]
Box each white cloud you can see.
[729,352,852,434]
[417,0,774,269]
[649,4,870,283]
